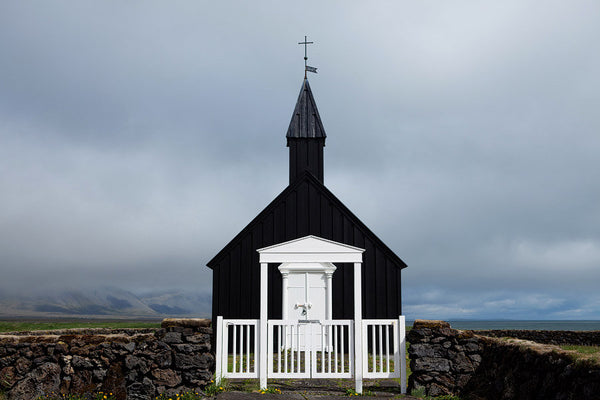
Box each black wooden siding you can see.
[208,172,406,324]
[288,138,325,184]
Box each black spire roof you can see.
[286,79,327,141]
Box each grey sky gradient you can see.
[1,1,599,319]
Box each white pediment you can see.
[257,235,364,263]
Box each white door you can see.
[287,272,327,321]
[285,272,327,351]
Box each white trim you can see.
[399,316,407,394]
[257,235,365,253]
[278,262,337,273]
[215,316,224,384]
[260,252,362,263]
[259,263,268,390]
[325,271,333,321]
[354,262,363,394]
[281,272,289,320]
[258,236,364,264]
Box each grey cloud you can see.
[1,1,599,319]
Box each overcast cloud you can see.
[1,1,599,320]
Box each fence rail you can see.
[267,320,310,378]
[215,315,405,393]
[215,317,259,379]
[362,317,405,380]
[312,319,354,378]
[267,319,354,378]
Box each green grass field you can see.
[0,320,161,333]
[560,345,600,354]
[559,345,600,363]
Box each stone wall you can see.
[408,320,600,400]
[0,319,214,400]
[474,329,600,346]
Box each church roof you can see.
[286,79,327,140]
[206,171,407,270]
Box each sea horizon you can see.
[406,319,600,331]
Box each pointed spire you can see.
[286,79,327,140]
[286,79,326,184]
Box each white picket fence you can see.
[214,318,258,379]
[267,319,354,378]
[215,316,406,392]
[362,318,406,380]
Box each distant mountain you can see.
[0,287,211,319]
[138,291,212,317]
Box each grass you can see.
[559,345,600,354]
[202,378,230,397]
[38,392,116,400]
[559,345,600,364]
[0,320,161,333]
[155,392,205,400]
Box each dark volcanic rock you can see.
[151,369,181,387]
[408,319,600,400]
[127,377,155,400]
[0,319,213,400]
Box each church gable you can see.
[208,76,405,322]
[207,171,406,271]
[208,171,405,321]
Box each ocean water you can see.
[406,320,600,331]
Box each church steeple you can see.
[287,78,326,184]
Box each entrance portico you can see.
[257,235,366,391]
[214,235,406,395]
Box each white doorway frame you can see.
[214,235,406,394]
[257,235,365,392]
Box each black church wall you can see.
[288,138,325,183]
[210,176,403,325]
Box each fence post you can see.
[259,262,268,390]
[399,316,406,394]
[354,262,363,394]
[215,316,223,385]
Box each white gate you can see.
[214,317,259,379]
[362,318,406,380]
[267,319,353,378]
[215,316,406,393]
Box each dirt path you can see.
[215,379,419,399]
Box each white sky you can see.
[1,1,599,319]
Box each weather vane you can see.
[298,35,317,79]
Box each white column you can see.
[399,315,406,394]
[259,262,268,390]
[281,271,289,320]
[325,271,333,320]
[354,262,363,394]
[325,269,334,352]
[215,316,223,384]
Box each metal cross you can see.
[298,35,314,78]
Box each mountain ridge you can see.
[0,287,211,319]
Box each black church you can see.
[207,78,407,323]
